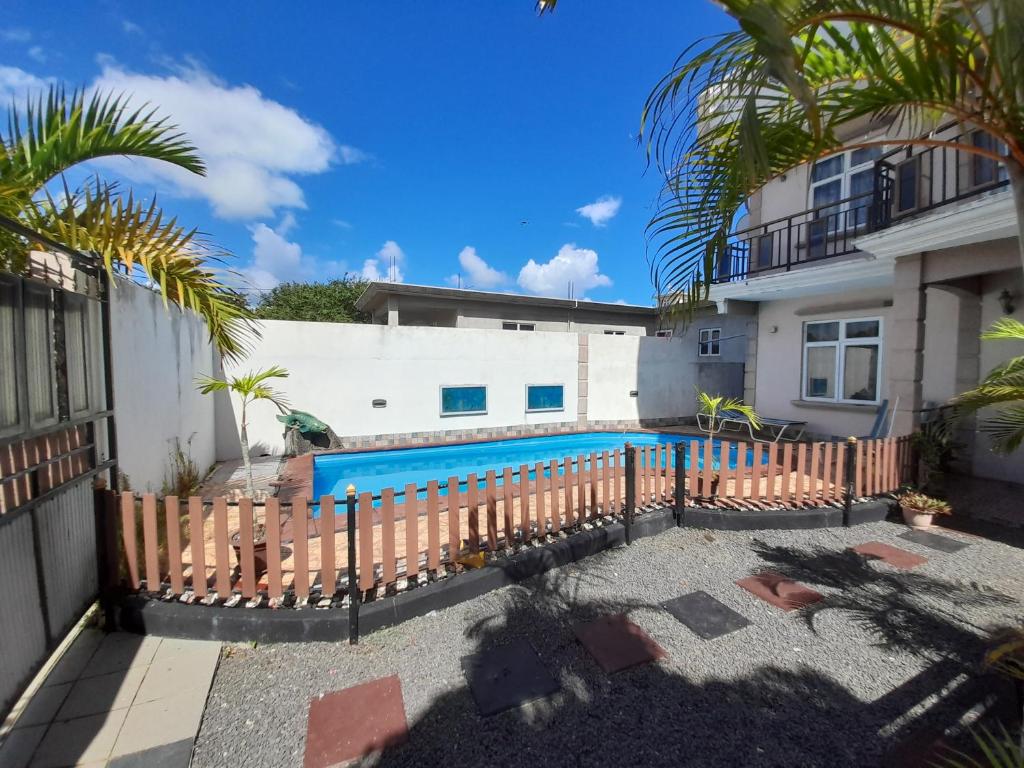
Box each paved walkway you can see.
[0,630,220,768]
[192,519,1023,768]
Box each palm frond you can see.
[931,724,1024,767]
[641,0,1024,322]
[198,366,290,409]
[23,180,257,359]
[0,86,203,203]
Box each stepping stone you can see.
[461,638,559,716]
[852,541,928,569]
[304,676,408,768]
[573,614,666,672]
[661,591,750,640]
[736,571,824,612]
[899,529,970,553]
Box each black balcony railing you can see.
[714,127,1009,284]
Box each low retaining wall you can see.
[114,498,896,644]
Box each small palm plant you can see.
[695,390,760,433]
[196,367,290,495]
[952,318,1024,455]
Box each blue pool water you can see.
[313,431,752,503]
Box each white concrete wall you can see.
[223,322,583,452]
[110,279,217,492]
[587,335,691,421]
[752,287,894,438]
[972,270,1024,482]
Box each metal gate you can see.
[0,220,117,716]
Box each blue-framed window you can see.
[526,384,564,413]
[440,385,487,416]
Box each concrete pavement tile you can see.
[110,688,208,759]
[80,634,160,679]
[56,668,146,721]
[12,683,72,727]
[0,725,47,768]
[29,708,128,768]
[44,630,104,687]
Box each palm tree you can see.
[1,87,254,358]
[540,0,1024,318]
[951,317,1024,454]
[196,366,290,495]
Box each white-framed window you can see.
[655,329,673,338]
[698,328,721,357]
[502,321,535,331]
[810,146,881,230]
[802,318,883,405]
[440,385,487,416]
[603,329,625,336]
[969,129,1008,189]
[525,384,564,413]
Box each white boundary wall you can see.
[109,279,218,491]
[220,321,702,453]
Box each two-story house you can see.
[709,118,1023,483]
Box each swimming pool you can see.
[313,431,751,501]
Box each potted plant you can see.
[231,522,270,576]
[910,407,959,496]
[896,490,952,530]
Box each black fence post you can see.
[624,443,636,545]
[843,436,857,526]
[346,485,360,645]
[674,441,686,526]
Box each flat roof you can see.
[355,281,659,315]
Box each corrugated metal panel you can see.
[0,512,45,714]
[37,478,97,638]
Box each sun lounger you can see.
[697,410,807,443]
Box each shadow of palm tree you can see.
[369,541,1020,768]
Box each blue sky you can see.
[1,2,734,305]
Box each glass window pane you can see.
[811,155,843,182]
[850,146,882,167]
[805,346,836,398]
[527,385,564,412]
[805,322,839,342]
[843,344,879,401]
[812,179,841,208]
[441,386,486,415]
[897,159,918,211]
[845,320,879,339]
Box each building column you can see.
[743,316,759,406]
[577,333,588,428]
[889,254,926,435]
[386,295,399,327]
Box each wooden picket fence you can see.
[117,436,913,601]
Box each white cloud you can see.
[121,20,143,35]
[446,246,507,289]
[0,29,31,43]
[576,195,622,227]
[517,243,612,298]
[242,215,346,291]
[27,46,46,64]
[0,65,51,106]
[332,218,353,230]
[90,60,367,219]
[360,240,404,282]
[338,145,370,165]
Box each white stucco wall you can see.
[223,322,583,452]
[752,288,894,438]
[972,270,1024,482]
[110,279,217,492]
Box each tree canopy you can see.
[252,277,371,324]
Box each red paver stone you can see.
[573,614,666,673]
[304,676,408,768]
[735,571,824,611]
[852,541,928,570]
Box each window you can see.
[802,318,882,404]
[970,130,1008,188]
[810,147,881,230]
[655,330,673,338]
[603,330,625,335]
[526,384,564,413]
[895,156,921,214]
[502,321,534,331]
[440,385,487,416]
[698,328,721,356]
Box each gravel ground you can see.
[193,520,1024,768]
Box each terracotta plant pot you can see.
[901,507,935,530]
[231,534,270,576]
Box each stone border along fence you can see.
[108,435,913,638]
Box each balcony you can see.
[714,128,1010,284]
